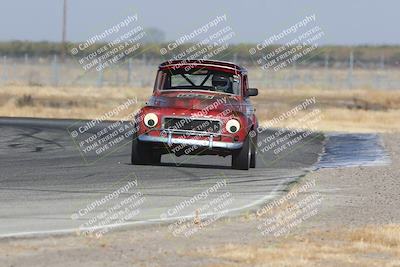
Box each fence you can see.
[0,54,399,90]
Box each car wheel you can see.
[231,135,251,170]
[151,152,161,164]
[250,131,257,168]
[131,135,152,165]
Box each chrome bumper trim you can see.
[138,135,243,150]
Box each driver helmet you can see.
[212,73,232,93]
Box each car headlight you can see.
[144,113,158,128]
[226,119,240,133]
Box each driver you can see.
[212,73,233,93]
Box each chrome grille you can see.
[163,117,220,133]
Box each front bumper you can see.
[138,132,243,150]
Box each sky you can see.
[0,0,398,45]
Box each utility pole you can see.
[61,0,67,63]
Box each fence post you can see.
[324,53,329,88]
[12,61,16,82]
[375,53,385,89]
[114,64,120,86]
[142,53,147,65]
[2,56,8,83]
[97,68,103,88]
[348,51,354,89]
[52,54,59,86]
[127,58,132,86]
[290,61,296,89]
[263,65,268,88]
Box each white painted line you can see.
[0,181,288,239]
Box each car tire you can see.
[131,135,152,165]
[250,130,257,168]
[231,135,251,170]
[151,152,161,164]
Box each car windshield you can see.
[155,68,241,95]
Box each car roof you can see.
[159,59,247,74]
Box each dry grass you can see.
[0,85,151,120]
[256,107,400,133]
[193,225,400,267]
[254,87,400,133]
[255,88,400,132]
[1,85,400,132]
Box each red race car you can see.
[131,60,258,170]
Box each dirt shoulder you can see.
[1,133,399,267]
[299,133,400,229]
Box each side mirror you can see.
[247,88,258,97]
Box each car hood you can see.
[148,91,244,112]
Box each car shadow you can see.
[124,162,231,170]
[158,162,231,170]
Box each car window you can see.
[156,68,241,95]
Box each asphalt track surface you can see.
[0,117,324,238]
